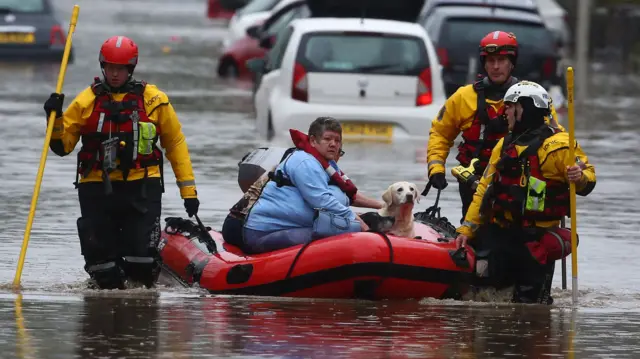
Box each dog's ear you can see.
[410,182,420,203]
[382,186,393,205]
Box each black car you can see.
[0,0,74,62]
[421,6,561,96]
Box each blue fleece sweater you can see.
[244,150,355,232]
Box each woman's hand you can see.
[355,214,370,231]
[352,193,384,209]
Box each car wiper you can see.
[354,63,406,73]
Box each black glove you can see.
[429,173,448,190]
[184,198,199,217]
[44,92,65,119]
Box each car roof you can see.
[290,18,428,37]
[431,5,545,25]
[423,0,538,12]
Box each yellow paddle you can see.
[566,67,578,305]
[12,5,80,290]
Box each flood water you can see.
[0,0,639,357]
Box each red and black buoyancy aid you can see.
[490,128,570,226]
[76,77,163,185]
[456,78,514,172]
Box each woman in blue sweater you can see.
[243,117,378,254]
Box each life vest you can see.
[490,128,570,227]
[455,77,514,172]
[268,129,358,201]
[77,78,163,184]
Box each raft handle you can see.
[449,247,470,269]
[195,214,218,254]
[164,216,218,255]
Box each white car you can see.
[223,0,297,49]
[250,17,446,142]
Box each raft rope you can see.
[283,230,395,290]
[285,237,317,279]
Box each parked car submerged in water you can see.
[0,0,73,62]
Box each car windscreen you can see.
[441,18,554,52]
[297,32,429,76]
[237,0,281,16]
[0,0,45,12]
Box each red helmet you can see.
[99,36,139,67]
[479,31,518,64]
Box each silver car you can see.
[0,0,74,62]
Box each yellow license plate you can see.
[0,33,35,44]
[342,122,393,140]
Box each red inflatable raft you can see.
[158,211,477,300]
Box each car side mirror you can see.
[246,24,261,39]
[246,58,267,74]
[259,35,275,50]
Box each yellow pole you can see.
[566,67,578,305]
[12,5,80,290]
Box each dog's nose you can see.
[406,194,414,202]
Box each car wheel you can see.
[218,58,239,78]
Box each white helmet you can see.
[503,80,551,109]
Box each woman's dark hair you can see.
[308,116,342,140]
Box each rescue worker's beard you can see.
[512,98,547,135]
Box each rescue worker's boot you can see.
[512,262,555,305]
[85,261,126,290]
[121,256,160,288]
[77,217,125,289]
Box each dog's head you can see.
[382,181,420,208]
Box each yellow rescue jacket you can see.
[50,83,197,199]
[456,131,596,238]
[426,83,565,177]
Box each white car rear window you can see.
[297,31,429,76]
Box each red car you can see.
[207,0,245,20]
[217,0,309,79]
[217,21,268,79]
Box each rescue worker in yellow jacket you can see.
[426,30,564,221]
[43,36,199,290]
[455,80,596,304]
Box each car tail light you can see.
[542,58,556,78]
[436,47,449,68]
[50,25,65,46]
[416,68,433,106]
[291,62,308,102]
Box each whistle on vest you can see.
[452,158,479,190]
